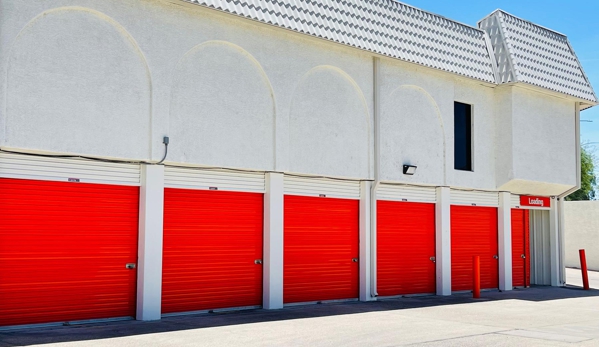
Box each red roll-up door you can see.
[162,188,263,314]
[451,205,498,291]
[377,201,436,296]
[0,178,139,327]
[511,209,530,287]
[284,195,359,304]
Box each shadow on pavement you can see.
[1,285,598,347]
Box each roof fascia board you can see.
[502,82,598,108]
[374,54,497,88]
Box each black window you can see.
[454,102,472,171]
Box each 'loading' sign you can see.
[520,195,551,208]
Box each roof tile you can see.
[184,0,496,82]
[479,10,597,102]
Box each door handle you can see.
[430,256,436,263]
[125,263,136,269]
[521,254,526,259]
[493,255,499,260]
[255,259,263,265]
[352,258,359,263]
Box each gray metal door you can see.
[530,210,551,285]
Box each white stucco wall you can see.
[289,66,371,178]
[451,79,496,189]
[4,6,151,159]
[379,59,449,186]
[511,87,576,193]
[564,201,599,271]
[494,86,513,190]
[169,40,275,170]
[494,86,577,196]
[0,0,376,177]
[0,0,581,192]
[378,58,496,189]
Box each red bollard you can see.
[473,256,480,298]
[580,249,590,290]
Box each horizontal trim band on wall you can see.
[164,166,265,193]
[450,189,499,207]
[377,184,436,203]
[0,152,551,202]
[0,153,140,186]
[284,175,360,199]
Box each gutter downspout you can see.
[556,102,581,285]
[370,57,381,298]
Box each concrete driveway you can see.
[1,268,599,347]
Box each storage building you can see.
[0,0,596,327]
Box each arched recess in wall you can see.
[5,7,152,159]
[169,41,275,170]
[380,85,446,184]
[289,66,370,178]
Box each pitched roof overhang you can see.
[478,10,598,108]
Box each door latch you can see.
[430,256,436,263]
[254,259,263,265]
[125,263,136,269]
[352,258,359,263]
[521,254,526,259]
[493,255,499,260]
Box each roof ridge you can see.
[387,0,485,33]
[479,9,567,38]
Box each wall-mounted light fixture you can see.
[403,164,417,175]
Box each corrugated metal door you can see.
[0,178,138,327]
[162,188,263,314]
[451,205,499,291]
[524,209,531,286]
[530,210,551,285]
[377,201,436,296]
[284,195,359,303]
[511,209,530,287]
